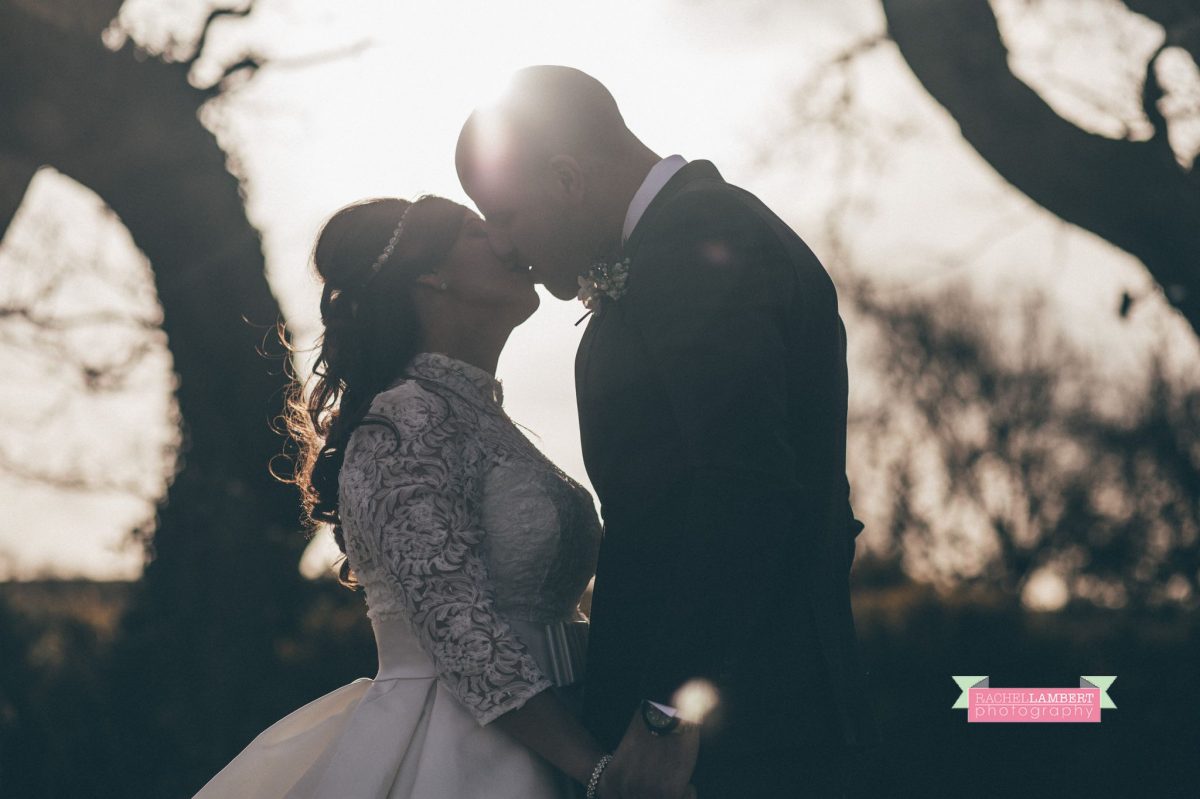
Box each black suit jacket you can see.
[576,161,878,763]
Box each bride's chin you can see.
[545,281,580,302]
[512,290,540,322]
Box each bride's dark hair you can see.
[278,195,469,585]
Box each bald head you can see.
[456,66,636,189]
[455,66,660,301]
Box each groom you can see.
[457,66,878,798]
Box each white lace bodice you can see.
[337,352,602,725]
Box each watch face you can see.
[641,700,679,733]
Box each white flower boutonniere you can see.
[577,257,631,311]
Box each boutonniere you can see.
[577,256,631,311]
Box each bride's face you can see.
[465,169,591,302]
[432,211,540,324]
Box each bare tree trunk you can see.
[1,2,323,793]
[1123,0,1200,64]
[0,152,38,238]
[880,0,1200,340]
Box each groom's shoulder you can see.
[651,175,800,253]
[659,176,765,226]
[629,183,792,305]
[638,174,834,303]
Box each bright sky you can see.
[1,0,1197,583]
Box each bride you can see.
[194,195,609,798]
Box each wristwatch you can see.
[640,699,682,736]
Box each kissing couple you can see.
[195,65,878,799]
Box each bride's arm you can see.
[349,384,606,784]
[491,690,607,784]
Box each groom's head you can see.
[456,66,656,300]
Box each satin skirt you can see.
[193,616,576,799]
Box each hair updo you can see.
[279,195,469,585]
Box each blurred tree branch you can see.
[0,202,174,498]
[0,304,159,333]
[0,1,340,792]
[851,280,1200,609]
[190,4,254,67]
[0,0,293,511]
[0,152,38,240]
[879,0,1200,339]
[1123,0,1200,63]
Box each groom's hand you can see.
[598,710,699,799]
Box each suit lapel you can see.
[575,299,606,433]
[577,160,724,429]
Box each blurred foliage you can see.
[849,583,1200,798]
[789,0,1200,339]
[0,579,375,797]
[848,282,1200,611]
[3,579,1197,798]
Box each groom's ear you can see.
[547,155,586,206]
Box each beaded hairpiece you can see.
[363,202,414,285]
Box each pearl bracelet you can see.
[586,753,614,799]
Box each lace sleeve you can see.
[346,383,552,725]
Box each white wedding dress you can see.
[194,353,603,799]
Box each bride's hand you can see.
[597,710,699,799]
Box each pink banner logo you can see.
[951,676,1117,723]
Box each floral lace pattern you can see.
[338,353,602,725]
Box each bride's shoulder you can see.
[343,380,483,476]
[362,379,469,437]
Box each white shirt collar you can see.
[622,155,688,245]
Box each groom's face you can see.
[466,166,591,302]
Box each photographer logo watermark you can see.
[952,676,1117,723]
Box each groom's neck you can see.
[600,142,661,244]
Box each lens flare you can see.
[672,678,720,725]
